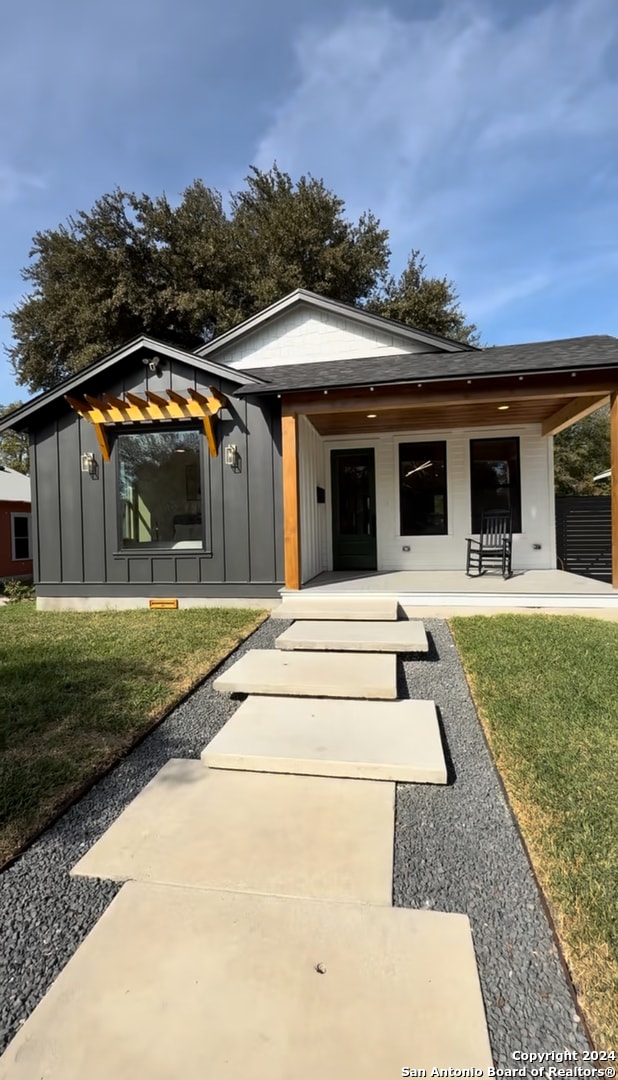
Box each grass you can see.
[0,603,267,868]
[450,614,618,1050]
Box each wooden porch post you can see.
[611,392,618,588]
[281,410,301,590]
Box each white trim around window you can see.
[10,512,32,561]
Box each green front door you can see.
[331,448,377,571]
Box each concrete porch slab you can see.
[271,596,399,620]
[275,619,428,652]
[71,760,394,905]
[202,696,447,784]
[213,649,398,699]
[0,882,493,1079]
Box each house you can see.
[1,288,618,609]
[0,466,32,581]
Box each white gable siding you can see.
[217,309,439,370]
[308,424,555,574]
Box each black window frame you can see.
[469,436,522,533]
[398,440,448,537]
[113,423,211,555]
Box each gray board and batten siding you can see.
[31,355,284,598]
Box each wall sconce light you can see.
[81,452,97,477]
[224,444,242,473]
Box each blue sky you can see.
[1,0,617,401]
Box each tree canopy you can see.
[554,407,610,496]
[5,165,478,393]
[0,402,29,473]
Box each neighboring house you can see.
[1,288,618,608]
[0,466,32,581]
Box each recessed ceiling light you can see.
[498,404,510,410]
[367,413,377,418]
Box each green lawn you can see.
[450,614,618,1051]
[0,604,267,868]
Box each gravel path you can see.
[0,615,588,1062]
[395,619,588,1062]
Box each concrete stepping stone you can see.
[272,595,399,620]
[275,619,428,653]
[0,882,492,1079]
[213,649,397,699]
[202,697,447,784]
[71,760,394,906]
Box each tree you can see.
[366,251,479,345]
[5,165,477,394]
[554,407,610,496]
[0,403,29,473]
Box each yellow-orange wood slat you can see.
[166,389,188,405]
[83,393,110,411]
[65,395,92,415]
[146,390,170,407]
[188,387,222,414]
[103,393,129,410]
[208,386,227,409]
[125,391,149,408]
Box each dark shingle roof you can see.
[235,335,618,395]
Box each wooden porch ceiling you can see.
[281,372,617,437]
[307,396,603,436]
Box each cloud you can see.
[0,169,46,206]
[252,0,618,330]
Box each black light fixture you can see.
[142,354,165,377]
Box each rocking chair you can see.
[466,510,513,579]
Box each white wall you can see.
[299,424,556,574]
[217,308,439,370]
[298,416,327,584]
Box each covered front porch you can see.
[286,568,618,608]
[280,368,618,600]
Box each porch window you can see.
[470,437,522,532]
[11,513,31,561]
[399,441,448,536]
[117,428,204,550]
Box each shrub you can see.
[2,580,35,603]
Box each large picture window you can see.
[470,437,522,532]
[399,441,448,536]
[118,428,204,550]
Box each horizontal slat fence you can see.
[555,496,611,583]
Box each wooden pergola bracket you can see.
[65,386,228,459]
[93,423,111,463]
[202,414,217,457]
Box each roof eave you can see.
[234,362,618,397]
